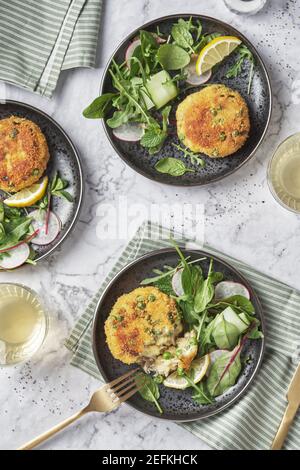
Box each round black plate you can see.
[101,14,272,186]
[93,248,265,421]
[0,100,83,263]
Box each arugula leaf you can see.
[140,30,159,75]
[194,259,215,313]
[157,44,191,70]
[225,44,255,94]
[207,346,242,397]
[172,143,205,167]
[182,368,213,404]
[155,158,195,176]
[83,93,116,119]
[135,373,163,413]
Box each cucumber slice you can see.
[146,70,178,109]
[131,77,154,110]
[239,312,251,326]
[222,306,249,334]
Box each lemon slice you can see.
[4,176,48,207]
[163,354,210,390]
[196,36,242,75]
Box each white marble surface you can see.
[0,0,299,451]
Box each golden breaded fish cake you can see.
[0,116,49,192]
[105,287,182,365]
[176,84,250,158]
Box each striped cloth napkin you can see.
[65,221,300,450]
[0,0,103,97]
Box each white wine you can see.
[0,284,47,365]
[268,133,300,213]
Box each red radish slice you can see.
[0,243,30,269]
[172,268,184,296]
[112,123,144,142]
[125,39,141,68]
[214,281,250,301]
[153,34,166,44]
[30,210,61,245]
[185,55,212,86]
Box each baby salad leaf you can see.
[135,373,163,414]
[194,259,215,313]
[83,93,116,119]
[157,44,191,70]
[50,172,73,202]
[225,44,255,94]
[207,347,242,397]
[212,314,240,349]
[155,158,195,177]
[171,20,194,53]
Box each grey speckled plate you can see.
[93,248,265,422]
[101,14,272,186]
[0,100,83,263]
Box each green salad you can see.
[135,241,263,414]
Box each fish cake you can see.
[176,84,250,158]
[105,287,182,365]
[0,116,49,192]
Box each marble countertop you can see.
[1,0,300,451]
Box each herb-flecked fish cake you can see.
[176,84,250,158]
[0,116,49,192]
[105,287,183,365]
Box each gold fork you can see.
[18,368,140,450]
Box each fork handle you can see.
[18,408,88,450]
[271,402,299,450]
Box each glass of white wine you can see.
[0,283,48,366]
[268,133,300,214]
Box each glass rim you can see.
[267,132,300,215]
[0,283,49,366]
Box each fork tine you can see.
[110,371,143,394]
[113,380,140,399]
[106,368,139,389]
[116,386,140,404]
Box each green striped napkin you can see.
[0,0,102,97]
[65,221,300,450]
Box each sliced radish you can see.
[0,243,30,269]
[125,39,141,68]
[153,33,166,44]
[185,55,212,86]
[172,268,184,296]
[112,122,144,142]
[214,281,250,301]
[30,210,61,245]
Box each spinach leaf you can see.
[135,373,163,414]
[207,347,242,397]
[50,172,73,202]
[157,44,191,70]
[0,202,4,223]
[155,158,194,176]
[212,314,240,349]
[246,318,264,339]
[209,295,255,315]
[83,93,116,119]
[171,21,194,53]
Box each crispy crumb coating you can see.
[0,116,49,192]
[105,287,182,365]
[176,84,250,158]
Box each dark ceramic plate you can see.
[100,14,272,186]
[93,248,265,421]
[0,100,83,262]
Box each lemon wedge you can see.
[4,176,48,207]
[196,36,242,75]
[163,354,210,390]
